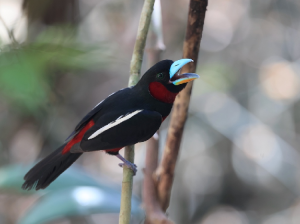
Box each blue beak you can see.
[169,59,199,85]
[169,59,194,79]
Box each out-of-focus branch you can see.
[143,131,174,224]
[23,0,79,42]
[155,0,208,212]
[119,1,155,224]
[0,16,17,44]
[150,0,165,51]
[23,0,79,25]
[143,1,173,223]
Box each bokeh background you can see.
[1,0,300,223]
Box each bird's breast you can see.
[148,82,178,104]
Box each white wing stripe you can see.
[88,110,143,140]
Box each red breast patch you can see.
[149,82,178,104]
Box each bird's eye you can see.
[156,73,164,79]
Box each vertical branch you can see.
[155,0,208,212]
[143,1,173,224]
[23,0,79,42]
[119,1,155,224]
[128,0,156,87]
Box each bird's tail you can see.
[22,143,82,190]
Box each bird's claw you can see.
[118,162,137,175]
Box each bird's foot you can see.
[116,153,138,175]
[118,161,137,175]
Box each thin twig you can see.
[0,16,18,45]
[119,1,155,224]
[155,0,208,212]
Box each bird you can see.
[22,59,199,190]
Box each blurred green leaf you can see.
[0,28,111,115]
[0,164,143,223]
[0,49,49,113]
[18,186,143,224]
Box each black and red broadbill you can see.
[22,59,199,190]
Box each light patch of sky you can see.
[72,187,105,207]
[0,0,26,44]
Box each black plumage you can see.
[22,59,198,190]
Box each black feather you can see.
[22,144,82,190]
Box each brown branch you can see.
[143,39,173,224]
[143,133,174,224]
[142,1,174,222]
[155,0,208,212]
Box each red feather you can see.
[105,147,122,153]
[62,120,95,154]
[149,82,178,104]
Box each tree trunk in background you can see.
[156,0,208,212]
[20,0,80,158]
[23,0,79,41]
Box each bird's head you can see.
[137,59,199,103]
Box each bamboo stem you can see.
[119,1,155,224]
[155,0,208,212]
[128,0,156,87]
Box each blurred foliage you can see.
[0,164,143,224]
[196,63,237,93]
[19,186,142,224]
[1,0,300,223]
[0,27,110,115]
[0,164,118,195]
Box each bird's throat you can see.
[149,82,178,104]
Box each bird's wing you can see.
[80,109,162,151]
[65,88,129,142]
